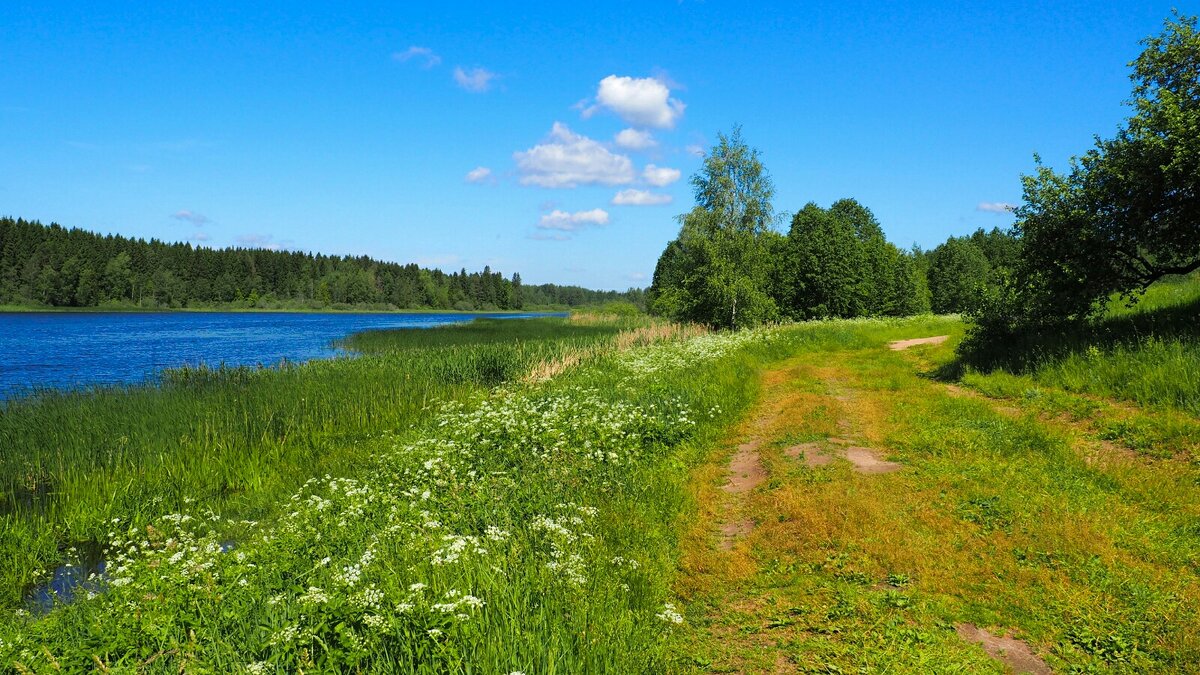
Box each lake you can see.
[0,311,562,399]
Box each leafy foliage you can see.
[650,133,929,327]
[979,13,1200,333]
[926,236,990,314]
[783,199,929,320]
[649,128,779,328]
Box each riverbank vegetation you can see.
[0,319,628,607]
[0,314,789,670]
[4,287,1197,670]
[0,217,643,312]
[2,11,1197,673]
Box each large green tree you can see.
[649,128,779,328]
[780,198,928,319]
[784,203,867,319]
[927,237,991,314]
[1002,13,1200,326]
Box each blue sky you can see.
[0,1,1186,289]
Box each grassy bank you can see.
[960,274,1200,415]
[0,318,625,609]
[0,312,796,671]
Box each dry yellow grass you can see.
[524,319,708,383]
[669,338,1200,673]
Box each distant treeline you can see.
[0,217,644,311]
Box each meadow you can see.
[1,278,1198,672]
[671,279,1200,673]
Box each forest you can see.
[0,217,644,311]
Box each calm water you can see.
[0,311,560,399]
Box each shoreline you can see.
[0,305,572,316]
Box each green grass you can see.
[3,304,1197,671]
[959,273,1200,416]
[672,319,1200,673]
[0,313,792,671]
[340,315,631,351]
[0,318,624,610]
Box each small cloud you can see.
[454,66,496,93]
[628,271,647,282]
[464,166,493,184]
[685,144,705,157]
[614,128,657,151]
[612,189,672,206]
[538,208,610,231]
[236,234,280,250]
[172,210,210,226]
[188,231,211,242]
[584,75,685,129]
[394,46,441,68]
[514,122,635,188]
[642,164,681,187]
[977,201,1017,213]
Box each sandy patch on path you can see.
[956,624,1051,674]
[724,441,767,494]
[844,447,903,474]
[719,519,755,550]
[719,440,767,548]
[888,335,949,350]
[785,442,832,467]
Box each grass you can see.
[671,317,1200,673]
[0,318,626,610]
[960,273,1200,415]
[0,314,782,671]
[3,284,1198,671]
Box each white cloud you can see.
[394,46,441,68]
[642,164,681,187]
[628,271,647,282]
[454,66,496,92]
[612,189,672,206]
[171,210,209,225]
[188,231,211,242]
[538,208,610,231]
[464,166,493,183]
[977,201,1017,213]
[585,75,685,129]
[685,143,705,157]
[236,234,280,251]
[514,122,635,188]
[614,128,657,151]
